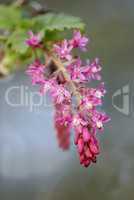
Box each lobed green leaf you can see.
[33,13,85,32]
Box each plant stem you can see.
[51,56,81,105]
[43,49,81,105]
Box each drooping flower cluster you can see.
[54,103,72,150]
[26,30,110,167]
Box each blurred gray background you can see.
[0,0,134,199]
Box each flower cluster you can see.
[26,30,110,168]
[54,103,72,150]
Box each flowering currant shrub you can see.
[26,29,110,168]
[0,1,110,167]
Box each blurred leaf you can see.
[19,18,34,29]
[0,5,21,29]
[7,30,28,54]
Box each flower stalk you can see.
[51,56,82,105]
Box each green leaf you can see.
[33,13,85,32]
[44,30,64,41]
[0,5,21,29]
[19,18,34,29]
[7,30,28,54]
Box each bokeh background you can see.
[0,0,134,199]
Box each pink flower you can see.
[54,104,72,126]
[91,110,111,131]
[83,127,91,142]
[79,85,105,108]
[51,85,71,104]
[67,57,101,82]
[80,97,94,110]
[80,58,102,81]
[70,30,89,51]
[72,113,89,135]
[26,59,45,85]
[26,31,42,48]
[74,128,99,167]
[72,109,101,167]
[66,58,82,81]
[92,83,106,98]
[40,78,56,94]
[55,121,70,150]
[53,40,73,60]
[54,113,70,150]
[54,103,72,150]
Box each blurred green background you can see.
[0,0,134,200]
